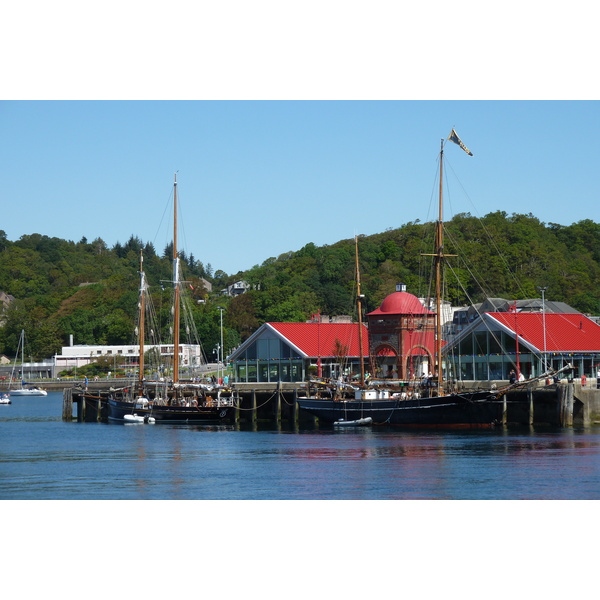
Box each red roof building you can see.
[489,312,600,353]
[229,322,369,383]
[366,287,436,379]
[444,310,600,381]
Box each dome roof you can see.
[370,291,432,315]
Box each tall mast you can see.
[355,235,365,386]
[511,301,521,378]
[172,174,180,384]
[138,250,145,392]
[435,139,444,394]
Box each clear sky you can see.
[1,100,598,275]
[2,4,598,276]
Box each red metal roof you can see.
[368,291,433,316]
[488,312,600,352]
[269,322,369,357]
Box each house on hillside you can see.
[221,280,250,297]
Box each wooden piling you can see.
[274,381,281,422]
[76,394,84,422]
[559,383,574,426]
[528,389,534,425]
[62,388,73,421]
[251,389,257,423]
[292,388,298,426]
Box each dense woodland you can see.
[1,211,600,362]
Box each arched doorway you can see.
[404,345,433,380]
[372,344,398,379]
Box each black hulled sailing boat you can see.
[108,175,237,423]
[297,132,568,428]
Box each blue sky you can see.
[1,100,598,275]
[2,4,598,275]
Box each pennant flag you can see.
[447,128,473,156]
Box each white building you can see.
[54,343,204,373]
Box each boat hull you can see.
[297,392,503,428]
[108,398,233,424]
[9,389,48,396]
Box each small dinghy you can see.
[333,417,373,427]
[0,394,11,405]
[124,413,155,424]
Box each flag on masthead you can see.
[448,128,473,156]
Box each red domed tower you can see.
[366,284,436,379]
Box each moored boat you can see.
[124,413,155,424]
[107,175,238,424]
[108,386,236,424]
[8,330,48,397]
[296,132,571,428]
[8,387,48,397]
[333,417,373,427]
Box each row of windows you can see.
[235,361,304,383]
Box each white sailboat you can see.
[8,330,48,397]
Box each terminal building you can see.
[229,286,600,384]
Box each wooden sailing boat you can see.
[108,175,237,423]
[297,133,569,427]
[8,330,48,397]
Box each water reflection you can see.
[2,393,600,499]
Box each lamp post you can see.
[538,286,548,373]
[217,306,224,383]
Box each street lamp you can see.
[217,306,225,383]
[538,286,548,373]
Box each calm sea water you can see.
[1,391,600,500]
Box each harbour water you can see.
[2,391,600,500]
[3,391,599,598]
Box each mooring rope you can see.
[235,390,280,411]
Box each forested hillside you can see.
[1,211,599,360]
